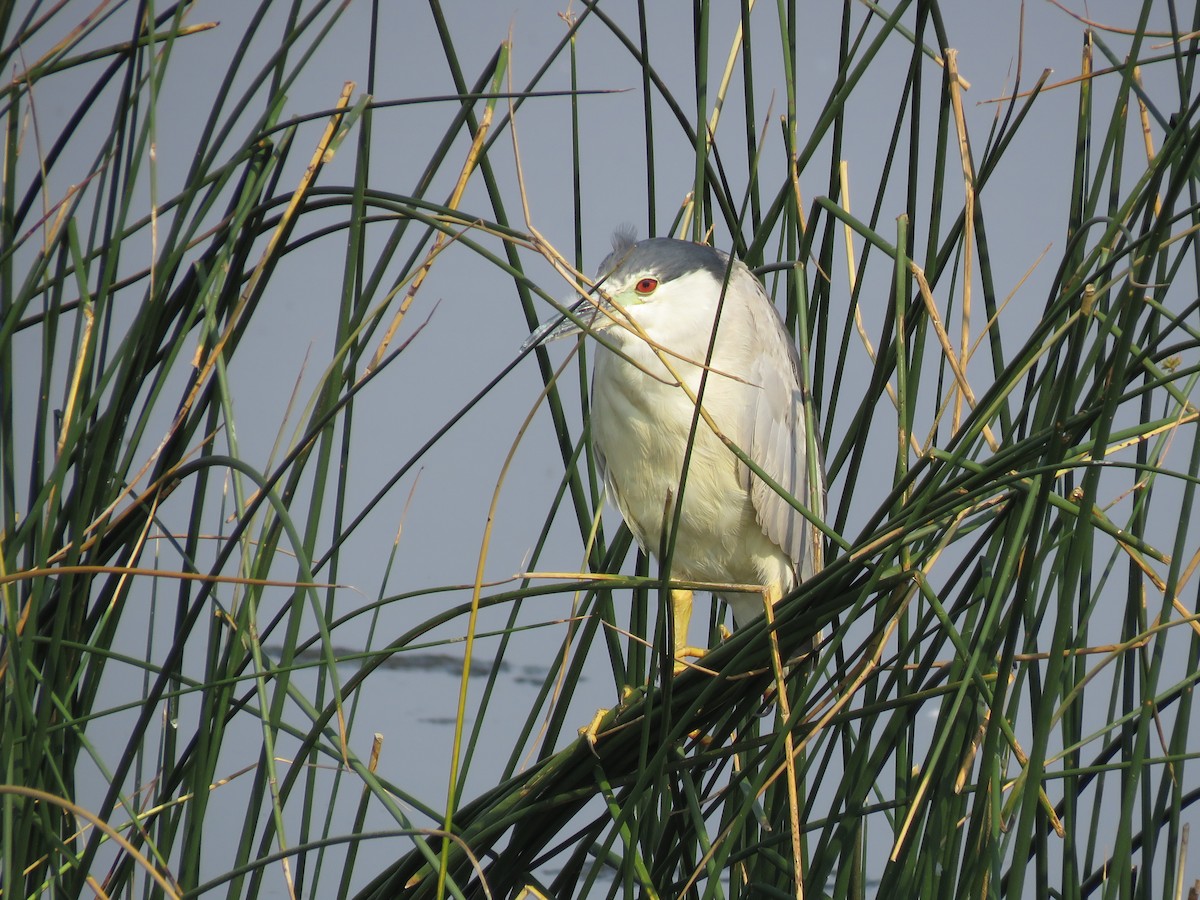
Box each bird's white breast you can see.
[590,329,795,624]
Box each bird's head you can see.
[522,232,741,352]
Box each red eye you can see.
[634,277,658,295]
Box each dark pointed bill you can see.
[520,291,619,352]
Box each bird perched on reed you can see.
[526,231,824,671]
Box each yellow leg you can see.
[671,588,710,674]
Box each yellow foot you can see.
[672,645,711,675]
[579,686,636,748]
[579,706,609,750]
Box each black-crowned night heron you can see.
[526,232,824,671]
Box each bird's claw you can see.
[579,707,609,751]
[579,686,637,749]
[672,645,710,675]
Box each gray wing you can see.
[738,270,825,581]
